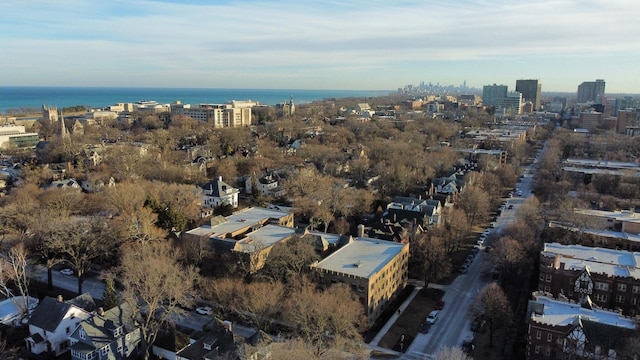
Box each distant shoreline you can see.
[0,87,393,114]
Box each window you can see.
[545,274,552,282]
[595,294,607,302]
[535,345,541,354]
[544,286,551,292]
[66,326,70,334]
[100,346,109,356]
[79,329,86,340]
[545,347,551,356]
[547,333,552,342]
[536,331,541,340]
[616,295,625,303]
[595,282,609,290]
[633,286,640,294]
[539,273,545,281]
[618,284,627,292]
[632,298,638,305]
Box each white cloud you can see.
[1,0,640,90]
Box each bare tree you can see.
[458,186,490,228]
[412,233,451,287]
[0,242,31,314]
[47,217,120,294]
[474,283,513,348]
[284,278,366,357]
[260,236,320,282]
[120,242,198,360]
[435,346,473,360]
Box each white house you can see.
[202,176,239,208]
[25,296,92,357]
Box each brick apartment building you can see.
[539,243,640,316]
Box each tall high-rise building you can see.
[515,79,542,111]
[482,84,508,107]
[577,79,606,104]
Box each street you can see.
[33,265,106,300]
[402,148,544,359]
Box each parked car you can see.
[195,306,213,315]
[460,264,469,274]
[60,268,74,276]
[461,339,475,353]
[508,204,514,209]
[426,310,439,324]
[435,299,445,310]
[419,322,431,333]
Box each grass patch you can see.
[377,287,444,351]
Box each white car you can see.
[195,306,212,315]
[60,268,74,276]
[426,310,439,324]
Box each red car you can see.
[435,300,445,310]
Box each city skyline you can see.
[2,0,640,93]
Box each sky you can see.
[2,0,640,93]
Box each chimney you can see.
[357,224,365,237]
[98,307,104,316]
[57,295,63,303]
[223,320,232,333]
[218,176,223,182]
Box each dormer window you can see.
[79,329,86,340]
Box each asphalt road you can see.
[34,265,106,300]
[401,148,545,359]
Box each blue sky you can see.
[2,0,640,93]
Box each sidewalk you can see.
[369,285,423,347]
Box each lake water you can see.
[0,86,392,113]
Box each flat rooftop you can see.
[185,207,291,238]
[312,237,406,279]
[530,294,636,329]
[574,209,640,223]
[548,221,640,243]
[542,243,640,279]
[565,158,639,170]
[234,225,296,253]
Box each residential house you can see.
[45,178,82,191]
[384,196,442,228]
[538,243,640,316]
[526,292,636,359]
[25,295,93,357]
[202,176,239,208]
[69,303,143,360]
[176,319,271,360]
[430,172,465,200]
[311,237,409,324]
[245,172,285,197]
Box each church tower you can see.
[42,103,59,123]
[58,110,70,139]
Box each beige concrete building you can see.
[171,102,251,127]
[311,237,409,324]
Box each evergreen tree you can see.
[102,277,119,310]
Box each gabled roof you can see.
[202,178,239,197]
[28,297,74,332]
[74,302,138,351]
